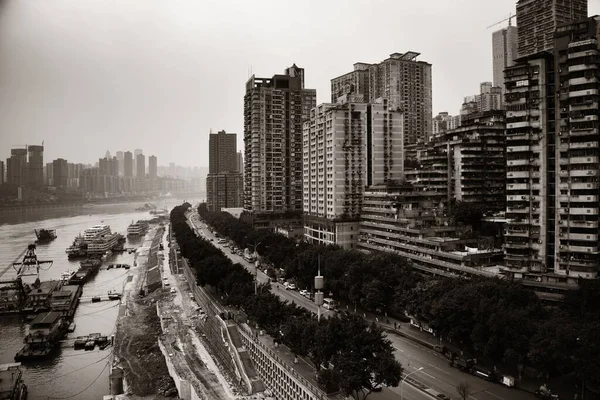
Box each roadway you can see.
[186,211,538,400]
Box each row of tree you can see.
[198,204,600,391]
[171,204,402,399]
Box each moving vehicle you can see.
[284,282,296,290]
[299,289,310,298]
[323,298,336,310]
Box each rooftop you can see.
[30,311,62,327]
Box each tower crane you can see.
[487,13,515,29]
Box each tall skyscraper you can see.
[244,64,317,214]
[504,15,600,282]
[124,151,133,177]
[303,99,404,249]
[432,112,461,137]
[492,25,518,91]
[134,149,142,177]
[209,130,237,173]
[207,131,242,211]
[52,158,68,187]
[116,151,124,176]
[6,148,28,186]
[136,153,145,179]
[0,160,4,184]
[149,155,157,179]
[45,162,53,185]
[516,0,587,58]
[27,145,44,187]
[331,52,433,145]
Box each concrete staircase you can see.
[226,323,265,393]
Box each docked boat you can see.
[91,296,101,303]
[135,203,156,211]
[66,234,87,259]
[127,220,149,236]
[35,228,57,243]
[80,259,102,269]
[149,208,168,216]
[83,224,112,243]
[60,270,76,283]
[15,312,65,361]
[74,336,88,350]
[88,233,119,257]
[67,322,76,333]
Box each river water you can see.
[0,199,195,400]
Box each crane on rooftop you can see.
[487,13,515,29]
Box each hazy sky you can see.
[1,0,599,167]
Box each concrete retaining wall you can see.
[157,338,199,400]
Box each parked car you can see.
[285,283,297,290]
[299,289,310,298]
[170,288,176,293]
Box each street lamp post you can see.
[248,240,262,295]
[401,367,424,400]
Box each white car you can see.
[285,283,297,290]
[299,289,310,298]
[170,287,176,294]
[163,281,170,287]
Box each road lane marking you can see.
[427,363,450,374]
[484,391,505,400]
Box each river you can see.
[0,198,196,400]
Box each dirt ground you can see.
[113,288,178,399]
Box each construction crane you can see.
[487,13,515,29]
[12,244,53,278]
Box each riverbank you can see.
[112,227,177,399]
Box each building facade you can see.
[136,153,145,179]
[6,149,28,186]
[516,0,587,58]
[206,173,243,211]
[124,151,133,178]
[0,160,4,185]
[209,130,237,174]
[52,158,68,188]
[492,25,519,91]
[331,52,432,146]
[302,99,404,249]
[504,16,600,283]
[432,112,461,138]
[27,145,44,188]
[243,64,316,214]
[149,155,157,180]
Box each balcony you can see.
[568,49,598,59]
[559,244,598,254]
[507,145,531,153]
[569,64,598,72]
[568,169,597,177]
[504,242,530,249]
[564,233,599,241]
[569,182,599,190]
[507,183,530,190]
[505,229,529,237]
[564,207,599,215]
[569,76,598,86]
[569,156,599,164]
[507,171,531,179]
[561,219,599,228]
[507,121,531,130]
[570,89,600,98]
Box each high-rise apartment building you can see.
[492,25,519,91]
[27,145,44,188]
[516,0,587,58]
[0,161,4,184]
[243,64,317,214]
[124,152,133,177]
[149,155,157,179]
[116,151,124,176]
[6,149,28,186]
[461,82,504,117]
[52,158,68,188]
[136,154,145,179]
[504,15,600,283]
[331,52,432,145]
[302,99,404,249]
[209,130,237,174]
[207,130,242,211]
[45,162,53,186]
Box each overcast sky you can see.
[1,0,599,167]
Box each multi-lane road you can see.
[186,211,538,400]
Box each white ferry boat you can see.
[87,233,119,255]
[127,221,148,236]
[60,270,76,283]
[83,225,112,244]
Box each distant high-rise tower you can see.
[52,158,68,187]
[116,151,124,176]
[27,145,44,187]
[0,160,4,184]
[124,151,133,177]
[133,149,142,177]
[6,148,28,186]
[331,52,433,145]
[516,0,587,57]
[209,130,237,173]
[149,155,157,179]
[492,24,518,91]
[136,153,145,179]
[244,64,317,214]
